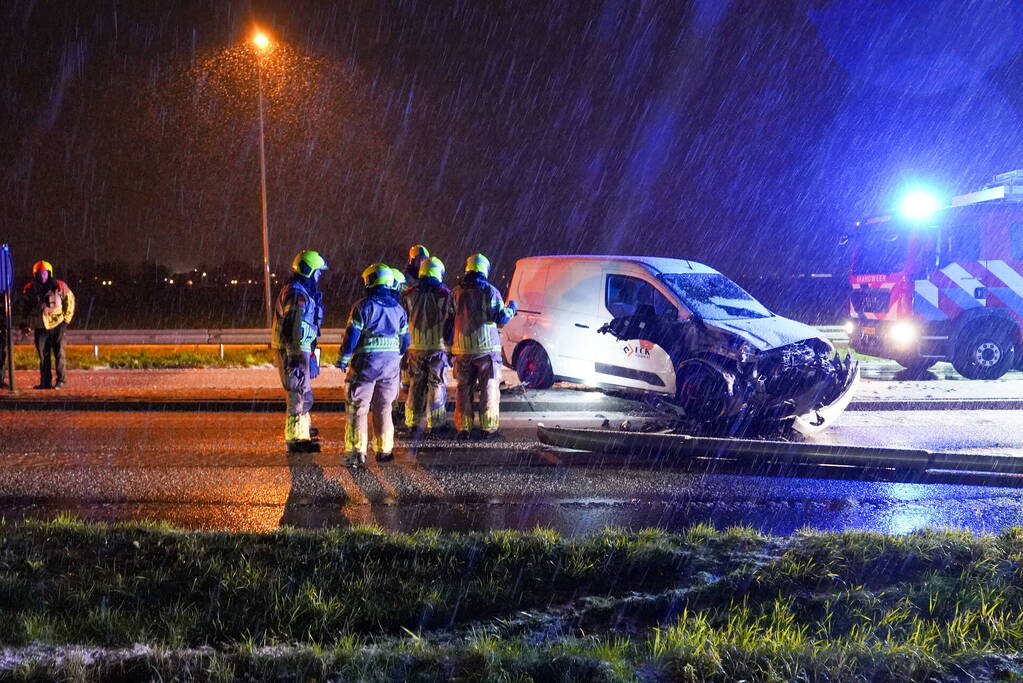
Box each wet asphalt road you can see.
[1,409,1023,536]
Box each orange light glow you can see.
[252,31,271,51]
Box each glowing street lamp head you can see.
[252,31,271,51]
[900,191,941,221]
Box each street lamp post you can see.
[253,31,273,331]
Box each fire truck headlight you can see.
[900,191,941,221]
[888,321,919,348]
[843,320,856,336]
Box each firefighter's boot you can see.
[285,413,320,453]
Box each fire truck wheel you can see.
[514,342,555,389]
[952,325,1017,380]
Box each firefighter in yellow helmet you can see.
[337,264,410,466]
[401,256,452,437]
[271,250,329,453]
[448,254,516,439]
[18,260,75,390]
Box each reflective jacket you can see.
[339,288,410,366]
[401,277,452,352]
[20,279,75,330]
[272,276,324,354]
[450,273,515,355]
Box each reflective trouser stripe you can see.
[452,352,501,432]
[404,350,447,429]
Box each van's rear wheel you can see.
[515,343,554,389]
[952,323,1017,380]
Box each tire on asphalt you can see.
[952,321,1018,380]
[514,342,555,389]
[893,355,937,378]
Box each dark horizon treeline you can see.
[4,256,849,328]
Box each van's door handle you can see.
[575,323,590,329]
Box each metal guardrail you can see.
[57,329,345,345]
[16,325,849,356]
[59,325,847,345]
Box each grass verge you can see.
[10,345,344,370]
[3,518,1023,680]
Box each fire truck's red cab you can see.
[846,170,1023,379]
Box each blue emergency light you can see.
[899,191,941,221]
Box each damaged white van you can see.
[501,255,858,433]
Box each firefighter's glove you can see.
[309,353,320,380]
[507,300,518,313]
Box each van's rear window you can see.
[658,273,772,320]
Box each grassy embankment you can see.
[9,345,344,370]
[3,518,1023,680]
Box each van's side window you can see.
[605,275,677,318]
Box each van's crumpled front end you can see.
[599,312,859,435]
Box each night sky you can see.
[3,0,1023,280]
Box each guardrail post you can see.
[93,344,99,359]
[219,343,225,360]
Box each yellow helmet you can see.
[362,263,394,288]
[389,267,407,291]
[32,260,54,277]
[465,253,490,277]
[408,244,430,262]
[291,250,328,278]
[419,256,445,281]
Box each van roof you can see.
[516,254,719,275]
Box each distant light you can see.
[252,31,271,51]
[169,279,175,284]
[843,320,856,336]
[888,321,919,348]
[900,191,941,221]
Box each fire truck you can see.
[845,170,1023,379]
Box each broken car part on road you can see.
[537,425,1023,485]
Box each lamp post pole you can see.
[256,57,272,330]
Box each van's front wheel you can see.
[515,343,555,389]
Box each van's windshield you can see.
[658,273,772,320]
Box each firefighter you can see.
[337,264,409,466]
[389,267,408,298]
[401,256,452,436]
[449,254,516,439]
[19,260,75,390]
[405,245,430,288]
[271,250,328,453]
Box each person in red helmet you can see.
[19,260,75,389]
[404,245,430,289]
